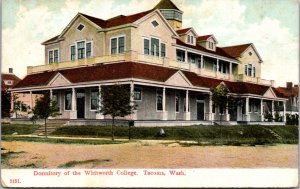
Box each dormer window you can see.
[187,35,194,44]
[77,24,85,31]
[208,42,214,50]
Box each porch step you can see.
[266,128,282,140]
[32,120,67,136]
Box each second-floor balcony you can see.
[27,50,273,86]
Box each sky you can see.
[2,0,299,87]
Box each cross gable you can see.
[48,73,71,87]
[263,87,277,98]
[165,71,192,87]
[134,9,179,37]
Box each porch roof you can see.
[14,61,287,98]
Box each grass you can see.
[2,124,298,146]
[1,136,127,145]
[1,124,38,135]
[52,125,299,145]
[58,159,111,168]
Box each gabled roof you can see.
[197,35,212,41]
[176,27,198,37]
[42,10,154,45]
[176,28,192,35]
[2,73,21,90]
[275,86,299,98]
[176,39,235,60]
[221,43,252,58]
[14,62,177,88]
[222,43,263,62]
[153,0,182,12]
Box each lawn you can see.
[1,124,38,135]
[52,125,298,145]
[2,124,298,146]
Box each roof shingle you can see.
[221,44,252,58]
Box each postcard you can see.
[1,0,298,188]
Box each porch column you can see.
[283,100,286,122]
[216,59,219,77]
[185,51,188,63]
[96,85,104,119]
[162,87,168,120]
[225,105,230,121]
[229,62,233,80]
[200,55,204,69]
[208,93,213,121]
[260,99,264,122]
[50,89,53,100]
[272,100,275,122]
[130,82,137,120]
[29,91,33,110]
[70,88,77,119]
[11,91,15,118]
[184,90,190,120]
[245,97,250,122]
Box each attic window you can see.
[249,52,252,56]
[151,21,159,27]
[77,24,85,31]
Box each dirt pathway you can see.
[1,141,298,169]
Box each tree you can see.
[99,85,136,140]
[32,92,60,138]
[1,88,11,118]
[211,84,236,125]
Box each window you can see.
[160,10,182,21]
[249,52,252,56]
[111,36,125,55]
[71,45,76,61]
[86,42,92,58]
[248,64,252,76]
[245,64,255,77]
[144,39,150,55]
[176,49,185,62]
[151,38,159,57]
[54,50,59,62]
[156,89,163,111]
[90,89,98,110]
[77,41,85,59]
[77,24,84,31]
[144,37,165,57]
[249,103,252,113]
[119,37,125,53]
[49,51,54,63]
[111,38,117,54]
[151,20,159,27]
[64,92,72,110]
[208,42,214,49]
[161,43,166,57]
[175,94,180,113]
[187,35,191,43]
[134,88,142,101]
[49,49,59,63]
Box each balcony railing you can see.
[237,74,274,86]
[27,51,272,85]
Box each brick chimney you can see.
[286,82,293,93]
[9,68,13,73]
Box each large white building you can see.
[11,0,289,126]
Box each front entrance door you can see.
[76,90,85,119]
[197,101,205,120]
